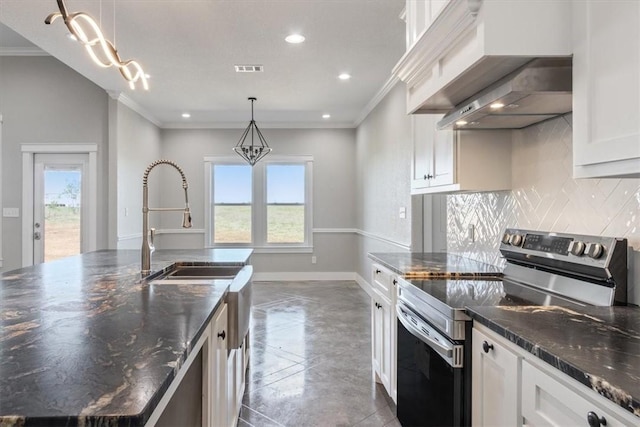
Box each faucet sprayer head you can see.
[182,209,192,228]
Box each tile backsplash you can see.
[447,114,640,271]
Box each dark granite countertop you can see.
[467,305,640,419]
[0,248,252,427]
[369,252,502,279]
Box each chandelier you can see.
[234,97,272,166]
[45,0,149,90]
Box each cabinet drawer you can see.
[522,360,636,427]
[372,264,396,301]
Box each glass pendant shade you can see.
[234,97,272,166]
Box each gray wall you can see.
[0,56,109,272]
[153,127,358,274]
[355,83,413,283]
[113,102,162,249]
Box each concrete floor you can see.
[240,281,400,427]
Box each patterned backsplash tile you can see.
[447,114,640,267]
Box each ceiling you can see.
[0,0,406,128]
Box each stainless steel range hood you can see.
[436,58,572,130]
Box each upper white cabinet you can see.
[395,0,572,115]
[405,0,449,49]
[411,115,511,194]
[572,1,640,178]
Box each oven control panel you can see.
[500,229,627,266]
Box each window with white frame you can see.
[205,156,313,251]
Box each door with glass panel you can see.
[33,154,88,263]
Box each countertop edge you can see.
[466,308,640,419]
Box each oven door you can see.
[396,301,469,427]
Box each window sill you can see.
[211,245,313,254]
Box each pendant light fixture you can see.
[45,0,149,90]
[234,97,272,166]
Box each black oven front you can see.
[396,301,471,427]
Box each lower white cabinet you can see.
[371,264,397,402]
[471,327,521,427]
[522,360,637,427]
[473,324,639,427]
[210,303,228,427]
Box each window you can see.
[205,156,313,252]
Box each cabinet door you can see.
[371,297,383,382]
[379,297,392,393]
[372,264,395,301]
[472,327,521,427]
[411,115,435,191]
[573,0,640,178]
[429,126,455,187]
[212,303,228,427]
[522,360,635,427]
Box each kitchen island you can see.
[0,248,252,427]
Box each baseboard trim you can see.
[355,273,374,298]
[252,272,357,282]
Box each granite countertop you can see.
[467,305,640,419]
[369,252,502,279]
[0,248,252,427]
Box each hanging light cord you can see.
[45,0,148,90]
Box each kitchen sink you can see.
[164,265,243,279]
[148,263,253,350]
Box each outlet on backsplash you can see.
[467,224,475,242]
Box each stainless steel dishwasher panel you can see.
[226,265,253,349]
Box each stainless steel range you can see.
[395,229,628,427]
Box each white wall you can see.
[152,127,357,275]
[355,82,413,284]
[0,56,109,272]
[446,114,640,305]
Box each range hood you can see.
[436,58,572,130]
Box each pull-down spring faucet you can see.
[141,159,192,275]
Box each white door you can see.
[33,153,89,264]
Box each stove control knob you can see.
[586,243,604,259]
[501,233,511,244]
[509,234,523,247]
[569,241,586,256]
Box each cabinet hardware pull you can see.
[427,174,434,179]
[482,341,494,353]
[393,279,397,285]
[375,269,381,274]
[587,411,607,427]
[217,330,226,340]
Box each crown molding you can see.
[0,47,48,56]
[161,121,356,130]
[354,75,400,127]
[106,91,163,127]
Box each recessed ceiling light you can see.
[182,113,191,119]
[285,34,305,44]
[322,114,331,119]
[456,120,468,126]
[490,102,505,109]
[338,73,351,80]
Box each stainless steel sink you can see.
[164,265,243,279]
[148,263,253,350]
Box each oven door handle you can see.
[396,302,456,363]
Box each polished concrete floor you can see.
[240,281,400,427]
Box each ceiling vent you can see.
[234,65,264,73]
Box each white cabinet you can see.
[405,0,449,49]
[472,324,639,427]
[226,337,248,427]
[371,264,398,402]
[472,327,521,427]
[522,360,638,427]
[395,0,571,115]
[572,0,640,178]
[411,115,512,194]
[210,303,228,427]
